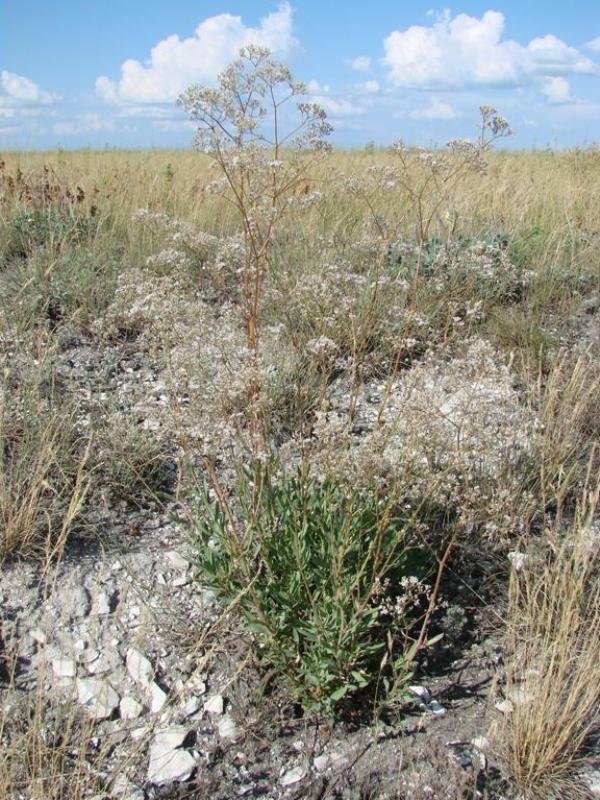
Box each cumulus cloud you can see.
[0,69,56,106]
[408,98,460,120]
[96,2,297,104]
[585,36,600,54]
[382,10,598,90]
[95,76,119,104]
[541,76,573,104]
[309,95,367,116]
[347,56,372,72]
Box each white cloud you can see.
[0,106,48,119]
[541,76,573,104]
[361,80,380,94]
[585,36,600,54]
[152,119,196,132]
[53,113,115,136]
[309,94,366,116]
[95,76,119,104]
[306,79,330,94]
[115,104,182,119]
[347,56,371,72]
[382,10,598,90]
[96,2,297,104]
[408,97,460,120]
[0,69,56,105]
[527,34,594,74]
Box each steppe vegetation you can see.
[0,48,599,799]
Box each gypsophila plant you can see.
[309,338,538,542]
[340,106,512,308]
[178,46,331,454]
[177,49,327,424]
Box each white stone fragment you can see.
[110,773,144,800]
[147,727,195,786]
[313,755,329,772]
[280,766,306,787]
[52,658,77,678]
[582,768,600,796]
[165,551,189,571]
[495,699,514,715]
[204,694,224,715]
[77,678,119,720]
[126,648,153,687]
[94,592,111,615]
[217,715,238,740]
[152,726,188,749]
[181,696,203,718]
[150,682,168,712]
[429,699,446,716]
[188,676,207,695]
[120,696,144,720]
[508,551,528,572]
[471,736,491,752]
[408,685,431,702]
[147,747,195,786]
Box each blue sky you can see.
[2,1,600,149]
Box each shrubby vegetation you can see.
[0,47,599,799]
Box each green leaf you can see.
[330,685,349,702]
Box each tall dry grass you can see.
[0,341,91,565]
[494,475,600,799]
[1,147,599,246]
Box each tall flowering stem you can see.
[178,46,332,456]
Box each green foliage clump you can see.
[1,208,98,268]
[1,247,119,330]
[191,465,433,714]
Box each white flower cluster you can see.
[309,339,538,538]
[429,239,533,298]
[374,574,431,621]
[97,268,298,463]
[305,335,339,361]
[134,208,244,292]
[282,254,409,360]
[145,247,192,272]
